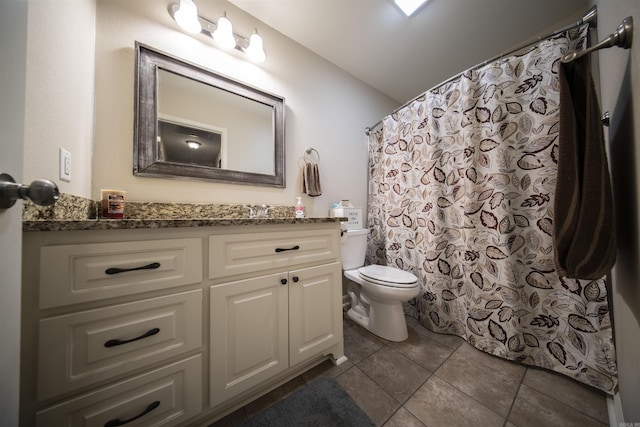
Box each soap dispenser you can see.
[295,197,305,218]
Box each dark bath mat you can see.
[238,377,375,427]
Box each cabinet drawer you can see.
[209,229,339,279]
[37,290,202,401]
[36,355,202,427]
[39,238,203,308]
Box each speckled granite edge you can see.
[124,201,294,219]
[23,217,344,232]
[22,193,98,221]
[22,193,343,232]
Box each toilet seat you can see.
[358,265,418,288]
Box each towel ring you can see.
[304,147,320,164]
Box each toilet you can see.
[342,228,420,342]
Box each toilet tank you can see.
[341,228,369,270]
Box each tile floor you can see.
[212,314,610,427]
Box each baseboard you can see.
[607,391,624,426]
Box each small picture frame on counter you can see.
[101,189,126,218]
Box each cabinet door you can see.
[210,273,289,407]
[289,262,342,366]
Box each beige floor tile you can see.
[389,325,457,372]
[343,321,386,364]
[336,366,401,426]
[406,316,465,350]
[435,349,519,417]
[455,341,527,383]
[383,407,426,427]
[508,384,607,427]
[405,375,504,427]
[357,346,431,403]
[522,366,609,423]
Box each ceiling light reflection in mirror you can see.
[157,69,273,175]
[394,0,429,16]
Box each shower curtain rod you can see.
[365,6,598,134]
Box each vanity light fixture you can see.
[168,2,267,63]
[212,13,236,50]
[394,0,429,16]
[173,0,201,34]
[245,29,266,63]
[186,140,202,149]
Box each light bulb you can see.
[246,30,266,63]
[213,14,236,49]
[394,0,429,16]
[173,0,201,34]
[186,140,201,149]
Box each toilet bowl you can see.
[341,229,420,342]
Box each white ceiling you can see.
[230,0,590,104]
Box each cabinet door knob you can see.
[280,278,287,285]
[292,276,299,283]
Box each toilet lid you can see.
[358,265,418,288]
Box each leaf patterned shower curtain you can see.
[366,26,617,393]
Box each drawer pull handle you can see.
[104,327,160,348]
[280,278,288,285]
[105,262,161,275]
[275,245,300,253]
[104,400,160,427]
[292,276,299,283]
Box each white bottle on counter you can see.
[295,197,305,218]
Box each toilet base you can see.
[347,301,409,342]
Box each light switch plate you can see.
[59,147,71,182]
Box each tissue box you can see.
[329,207,363,229]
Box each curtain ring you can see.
[304,147,320,164]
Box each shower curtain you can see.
[366,26,617,393]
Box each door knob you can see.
[0,173,59,210]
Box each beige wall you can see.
[22,0,397,216]
[23,0,95,199]
[595,0,640,421]
[91,0,397,216]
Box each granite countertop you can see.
[23,193,345,232]
[23,217,344,232]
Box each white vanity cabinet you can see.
[208,227,344,407]
[21,232,205,427]
[209,262,342,406]
[21,221,345,426]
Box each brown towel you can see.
[553,57,616,279]
[303,162,322,197]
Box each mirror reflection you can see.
[157,70,274,174]
[134,43,285,187]
[157,117,226,168]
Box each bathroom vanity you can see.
[20,215,346,426]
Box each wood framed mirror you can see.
[134,42,285,187]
